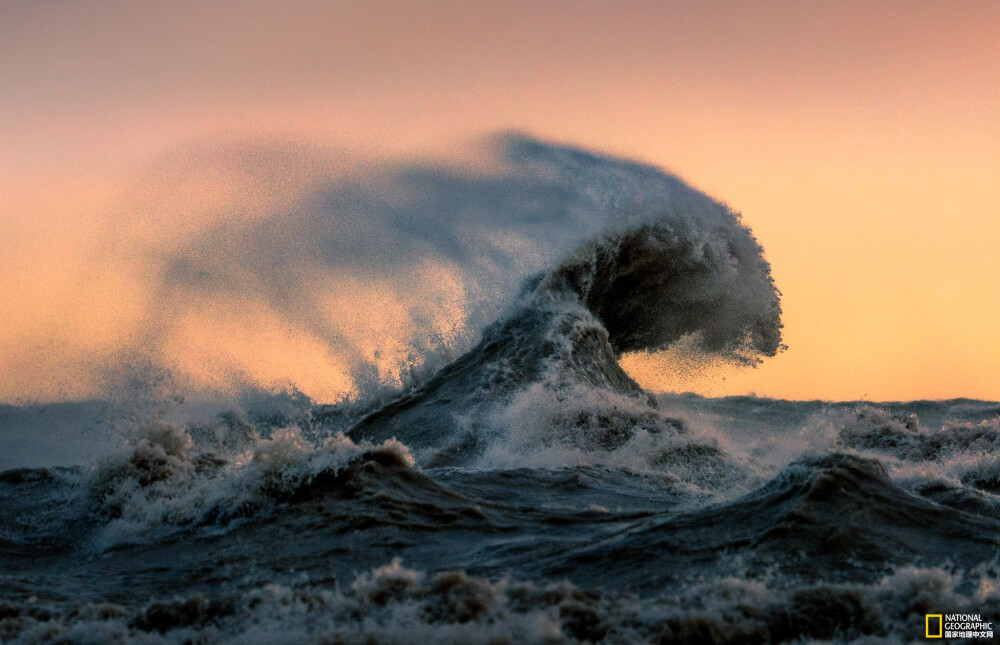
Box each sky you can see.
[2,0,999,403]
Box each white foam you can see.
[85,423,413,551]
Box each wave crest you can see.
[348,138,782,467]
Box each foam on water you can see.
[82,424,414,551]
[3,560,998,644]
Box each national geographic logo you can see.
[926,613,994,639]
[926,615,942,638]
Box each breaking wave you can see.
[348,137,781,467]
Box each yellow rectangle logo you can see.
[926,614,943,638]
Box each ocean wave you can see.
[347,139,781,470]
[84,423,414,550]
[838,405,1000,462]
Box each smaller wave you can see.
[823,405,1000,506]
[84,423,414,551]
[838,405,1000,461]
[541,453,1000,591]
[903,476,1000,518]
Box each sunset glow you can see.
[3,1,999,402]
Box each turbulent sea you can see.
[2,137,999,643]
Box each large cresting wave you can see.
[348,136,782,466]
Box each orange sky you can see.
[2,1,999,402]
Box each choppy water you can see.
[3,396,1000,643]
[3,137,998,643]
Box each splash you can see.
[1,134,779,410]
[348,136,782,466]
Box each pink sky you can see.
[3,1,999,402]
